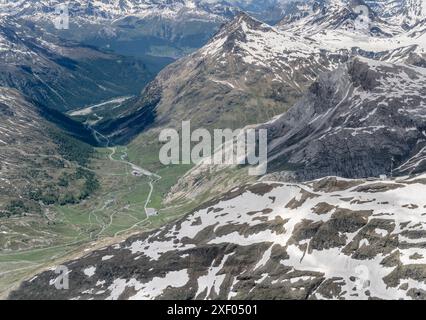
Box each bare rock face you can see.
[264,58,426,181]
[9,175,426,300]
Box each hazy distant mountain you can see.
[0,0,295,58]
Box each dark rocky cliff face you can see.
[264,58,426,180]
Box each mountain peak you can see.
[202,11,273,56]
[223,11,266,31]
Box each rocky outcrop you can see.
[264,58,426,180]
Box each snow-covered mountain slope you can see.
[95,12,350,143]
[262,58,426,180]
[10,174,426,300]
[277,0,426,67]
[0,17,151,111]
[365,0,426,29]
[0,0,230,20]
[281,0,426,32]
[279,0,403,36]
